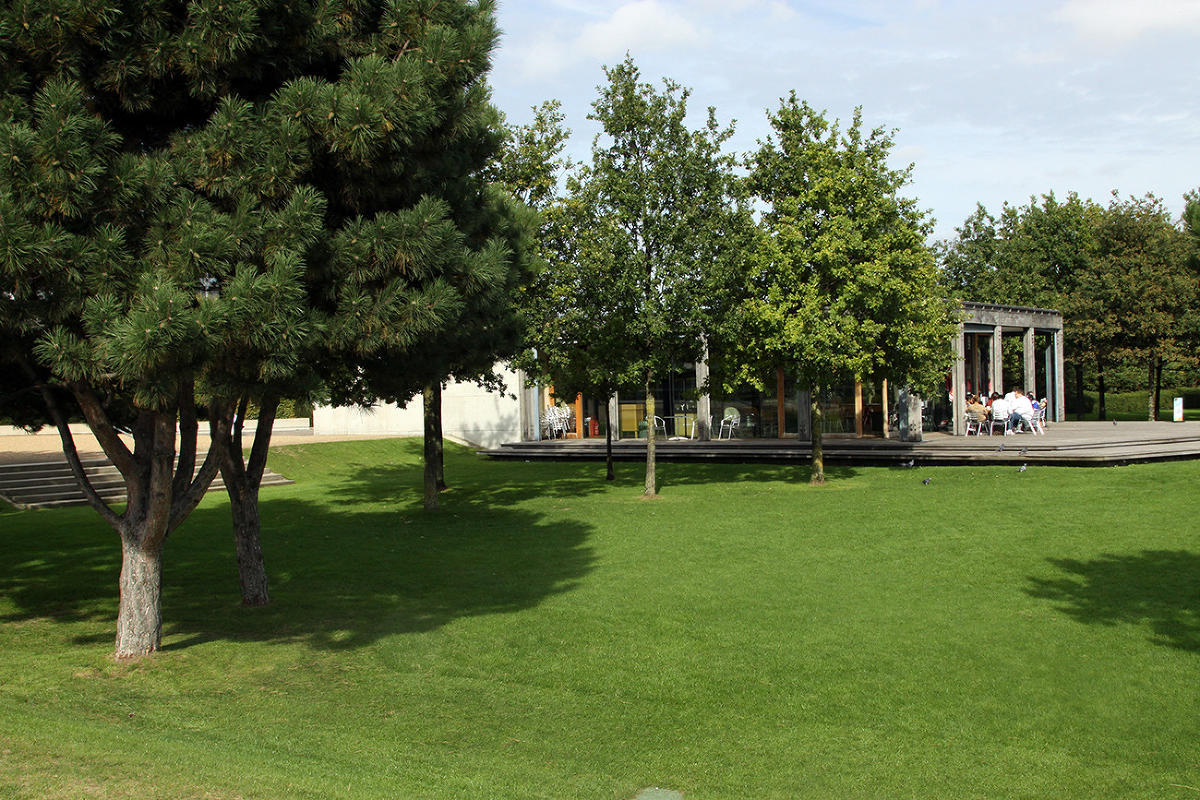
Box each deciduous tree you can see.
[734,95,954,483]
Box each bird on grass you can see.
[901,459,915,468]
[922,477,932,485]
[1019,464,1027,473]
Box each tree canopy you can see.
[0,0,519,657]
[731,95,954,482]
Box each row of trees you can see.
[937,192,1200,419]
[514,58,955,491]
[0,18,955,658]
[0,0,536,658]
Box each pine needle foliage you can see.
[0,0,522,655]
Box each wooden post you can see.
[952,327,966,435]
[991,325,1004,395]
[1023,327,1036,395]
[881,379,890,438]
[854,381,864,437]
[567,392,582,438]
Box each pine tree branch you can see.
[245,393,279,489]
[18,359,121,530]
[172,379,198,499]
[71,382,136,480]
[169,402,232,534]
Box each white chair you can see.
[717,407,740,439]
[964,413,983,436]
[1030,406,1046,435]
[986,409,1011,436]
[646,415,667,437]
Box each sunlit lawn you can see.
[1,439,1198,799]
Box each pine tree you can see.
[0,0,512,657]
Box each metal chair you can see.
[986,409,1011,436]
[717,407,741,439]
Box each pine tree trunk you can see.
[604,400,615,481]
[423,384,439,510]
[115,533,164,659]
[810,386,826,485]
[229,483,269,606]
[644,373,657,497]
[220,395,275,607]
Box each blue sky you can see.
[487,0,1200,240]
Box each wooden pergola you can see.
[950,302,1065,436]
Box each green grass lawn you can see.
[2,440,1198,799]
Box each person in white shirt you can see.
[1011,387,1036,433]
[990,392,1011,433]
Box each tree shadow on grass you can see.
[1026,550,1200,653]
[322,450,856,509]
[0,490,596,654]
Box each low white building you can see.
[313,364,542,449]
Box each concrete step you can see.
[0,453,293,510]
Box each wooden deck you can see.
[483,421,1200,467]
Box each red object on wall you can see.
[589,417,599,437]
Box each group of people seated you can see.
[964,387,1047,435]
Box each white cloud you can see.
[1054,0,1200,43]
[576,1,707,59]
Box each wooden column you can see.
[881,379,890,438]
[1053,328,1066,423]
[1023,327,1036,395]
[952,327,966,435]
[854,381,864,437]
[991,325,1004,395]
[573,393,583,438]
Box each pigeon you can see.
[922,477,932,485]
[995,444,1005,452]
[1019,464,1027,472]
[1113,420,1118,425]
[1019,447,1028,455]
[901,459,915,468]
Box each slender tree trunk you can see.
[604,399,615,481]
[219,394,275,607]
[810,386,825,485]
[1153,356,1163,421]
[432,381,446,492]
[1074,363,1085,421]
[1148,357,1157,422]
[1097,362,1107,421]
[115,532,164,659]
[423,384,439,510]
[644,373,656,497]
